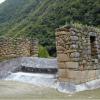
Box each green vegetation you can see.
[38,45,50,58]
[0,0,99,56]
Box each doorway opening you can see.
[90,36,98,59]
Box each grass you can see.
[0,80,100,100]
[38,45,50,58]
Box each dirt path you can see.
[0,80,100,100]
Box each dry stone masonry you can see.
[0,37,38,58]
[56,24,100,84]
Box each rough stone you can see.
[58,62,67,69]
[66,62,79,69]
[57,54,69,62]
[70,44,78,49]
[0,37,38,58]
[70,36,79,41]
[59,69,68,78]
[70,52,80,58]
[56,26,100,84]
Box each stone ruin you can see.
[0,37,38,59]
[56,24,100,84]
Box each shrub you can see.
[38,45,50,58]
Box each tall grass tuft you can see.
[38,45,50,58]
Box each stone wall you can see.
[56,25,100,84]
[0,37,38,58]
[0,57,58,79]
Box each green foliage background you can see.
[0,0,99,56]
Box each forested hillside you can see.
[0,0,100,56]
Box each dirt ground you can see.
[0,80,100,100]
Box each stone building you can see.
[0,37,38,58]
[56,24,100,84]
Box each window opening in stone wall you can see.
[90,36,98,59]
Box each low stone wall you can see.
[56,25,100,84]
[0,57,58,79]
[0,58,21,79]
[0,37,38,58]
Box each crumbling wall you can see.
[0,37,38,58]
[56,25,100,84]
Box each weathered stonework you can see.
[56,25,100,84]
[0,37,38,58]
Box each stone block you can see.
[59,70,82,84]
[55,31,67,36]
[58,77,70,82]
[58,78,77,83]
[57,46,66,51]
[58,62,67,69]
[59,69,68,78]
[75,70,96,83]
[70,36,79,41]
[70,44,78,49]
[66,62,79,69]
[71,58,80,62]
[70,52,80,58]
[59,69,97,84]
[68,70,79,78]
[70,30,77,36]
[96,70,100,79]
[57,54,69,62]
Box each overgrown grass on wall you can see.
[38,45,50,58]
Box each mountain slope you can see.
[0,0,100,56]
